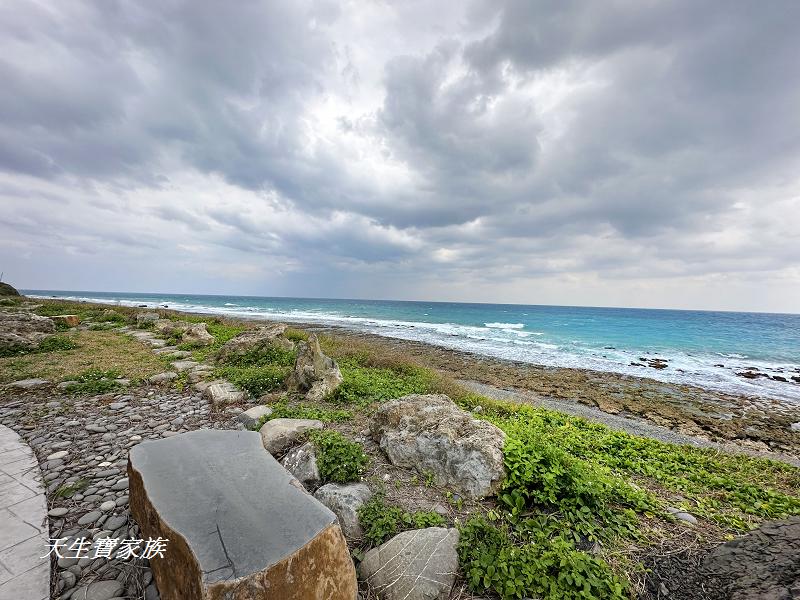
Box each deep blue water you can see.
[24,290,800,403]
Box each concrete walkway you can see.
[0,424,49,599]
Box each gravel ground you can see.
[460,379,800,467]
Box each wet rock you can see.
[358,527,458,600]
[314,483,372,539]
[371,394,506,499]
[287,333,343,402]
[260,418,323,456]
[128,429,357,600]
[281,442,321,491]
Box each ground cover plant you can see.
[252,401,352,429]
[212,336,296,396]
[357,493,447,547]
[63,368,123,395]
[310,430,369,484]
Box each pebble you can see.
[49,507,70,518]
[100,501,116,512]
[47,450,69,460]
[77,510,102,525]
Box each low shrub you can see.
[214,364,290,396]
[285,328,309,343]
[357,494,447,547]
[310,430,368,484]
[458,516,628,600]
[328,362,434,406]
[38,335,78,353]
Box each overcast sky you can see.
[2,1,799,312]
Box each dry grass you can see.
[0,329,166,384]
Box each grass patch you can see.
[328,360,434,406]
[357,494,447,547]
[63,369,122,395]
[0,329,165,384]
[37,335,78,353]
[214,364,291,396]
[183,321,248,361]
[310,430,368,484]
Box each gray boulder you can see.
[281,442,321,491]
[216,323,292,362]
[182,322,214,346]
[371,394,505,499]
[0,281,20,296]
[148,372,178,385]
[260,418,323,456]
[314,483,372,540]
[153,319,188,335]
[202,380,247,406]
[358,527,459,600]
[128,429,357,600]
[237,405,273,429]
[287,333,343,402]
[0,311,55,353]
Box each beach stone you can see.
[78,510,102,525]
[148,372,178,385]
[0,311,55,354]
[52,314,81,327]
[216,323,293,363]
[201,380,247,406]
[128,429,357,600]
[170,360,198,373]
[6,378,50,389]
[281,442,321,491]
[287,333,343,402]
[371,394,506,499]
[259,418,323,456]
[70,579,124,600]
[667,506,698,525]
[181,322,214,346]
[49,507,70,518]
[314,483,372,540]
[358,527,458,600]
[236,405,273,429]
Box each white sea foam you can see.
[485,322,525,329]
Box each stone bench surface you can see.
[128,429,356,598]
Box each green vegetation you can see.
[183,321,247,361]
[37,335,78,353]
[214,364,290,396]
[252,401,352,429]
[458,516,627,600]
[63,369,122,395]
[310,430,368,484]
[357,494,447,547]
[285,327,309,343]
[329,360,434,406]
[54,478,89,498]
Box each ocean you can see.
[24,290,800,404]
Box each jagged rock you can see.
[148,372,179,385]
[237,405,273,429]
[287,333,343,402]
[358,527,458,600]
[371,394,505,499]
[281,442,321,491]
[701,516,800,600]
[182,322,214,346]
[128,430,357,600]
[136,312,160,327]
[0,311,55,353]
[314,483,372,539]
[216,323,293,362]
[202,380,247,406]
[0,281,20,296]
[51,314,81,327]
[153,319,188,335]
[260,418,323,456]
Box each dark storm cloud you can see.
[1,0,799,310]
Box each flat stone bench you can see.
[128,429,356,600]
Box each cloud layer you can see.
[2,0,799,311]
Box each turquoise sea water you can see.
[25,290,800,403]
